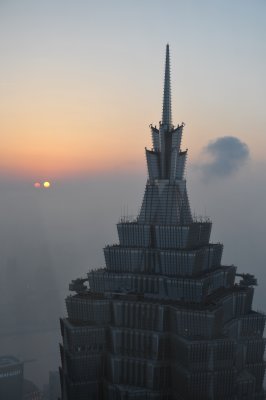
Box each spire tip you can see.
[162,44,172,128]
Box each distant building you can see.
[23,378,42,400]
[59,45,265,399]
[0,355,42,400]
[0,356,23,400]
[48,371,60,400]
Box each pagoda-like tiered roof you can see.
[60,45,265,400]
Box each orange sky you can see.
[0,1,265,179]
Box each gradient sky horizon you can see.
[0,0,265,179]
[1,2,266,385]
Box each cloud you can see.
[198,136,249,181]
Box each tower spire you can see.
[162,43,172,128]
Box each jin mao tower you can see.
[60,45,265,400]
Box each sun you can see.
[43,181,51,188]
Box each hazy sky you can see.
[0,0,266,388]
[0,0,265,179]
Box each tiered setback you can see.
[60,45,265,400]
[60,145,265,400]
[60,288,264,399]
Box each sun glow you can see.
[43,181,51,188]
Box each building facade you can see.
[0,355,43,400]
[0,356,24,400]
[60,45,265,400]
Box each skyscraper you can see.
[59,45,265,400]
